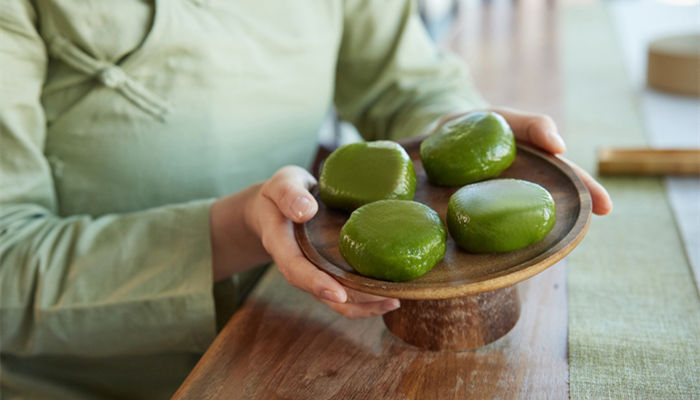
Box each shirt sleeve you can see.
[0,1,216,357]
[334,0,487,141]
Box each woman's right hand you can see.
[210,166,400,319]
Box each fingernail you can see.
[551,131,567,152]
[382,299,400,312]
[291,196,313,219]
[320,289,345,303]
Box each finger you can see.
[345,287,399,304]
[261,165,318,223]
[257,198,348,303]
[492,107,567,154]
[283,253,348,303]
[316,296,400,319]
[562,158,613,215]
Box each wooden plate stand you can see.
[295,137,591,352]
[383,286,520,350]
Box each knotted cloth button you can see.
[98,66,127,88]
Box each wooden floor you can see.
[174,1,569,398]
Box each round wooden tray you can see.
[295,137,592,301]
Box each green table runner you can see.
[563,4,700,399]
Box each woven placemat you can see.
[562,4,700,399]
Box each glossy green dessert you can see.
[447,179,556,253]
[339,200,447,282]
[320,141,417,211]
[420,111,516,186]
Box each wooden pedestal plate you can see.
[295,137,592,351]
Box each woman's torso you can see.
[39,0,342,217]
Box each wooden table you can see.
[174,1,569,398]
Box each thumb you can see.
[261,165,319,223]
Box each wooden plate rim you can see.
[294,138,592,299]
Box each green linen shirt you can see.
[0,0,484,398]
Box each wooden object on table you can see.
[296,139,591,299]
[647,33,700,96]
[383,286,520,351]
[598,148,700,176]
[294,138,592,350]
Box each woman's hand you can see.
[210,166,400,319]
[439,108,613,215]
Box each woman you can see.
[0,0,611,398]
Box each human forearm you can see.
[210,183,271,282]
[0,201,216,357]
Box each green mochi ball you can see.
[320,141,416,211]
[420,111,516,186]
[447,179,556,253]
[339,200,447,282]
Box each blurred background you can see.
[419,0,698,141]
